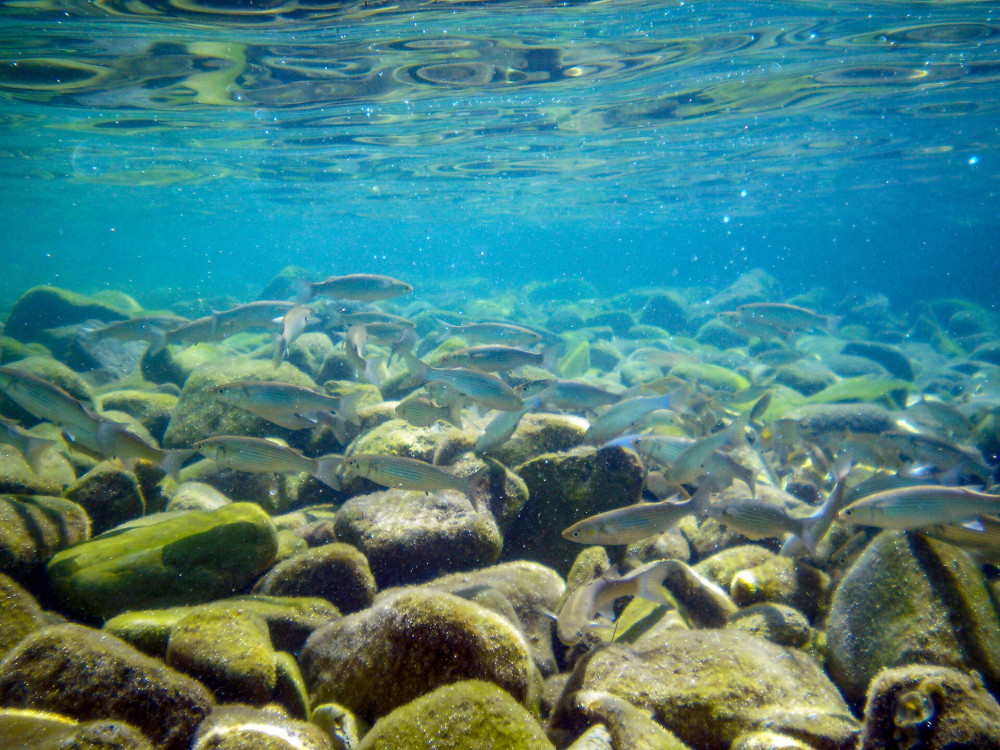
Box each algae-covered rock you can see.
[3,286,138,344]
[0,623,213,750]
[334,489,502,588]
[729,555,831,622]
[827,531,1000,704]
[97,389,178,443]
[287,332,336,382]
[104,595,341,656]
[47,502,278,621]
[551,630,857,750]
[273,651,309,719]
[165,480,232,512]
[0,573,53,660]
[505,446,644,573]
[312,702,367,750]
[0,445,63,496]
[192,704,332,750]
[253,542,377,614]
[0,337,50,364]
[841,341,914,381]
[725,603,813,650]
[179,458,304,515]
[0,494,90,576]
[0,708,153,750]
[140,342,223,388]
[775,403,897,437]
[551,689,691,750]
[692,544,775,588]
[163,357,317,448]
[640,292,689,333]
[358,680,554,750]
[859,664,1000,750]
[165,610,276,704]
[64,460,146,535]
[299,588,539,726]
[482,412,588,468]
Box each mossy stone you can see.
[725,603,813,649]
[165,481,232,512]
[47,502,278,621]
[3,286,139,344]
[0,709,153,750]
[299,588,539,726]
[287,332,335,382]
[253,542,376,614]
[0,623,213,750]
[179,458,304,515]
[96,389,178,443]
[104,595,341,656]
[552,689,691,750]
[0,445,63,496]
[729,556,830,622]
[0,494,90,576]
[166,611,276,704]
[64,460,146,535]
[358,680,554,750]
[0,337,51,364]
[140,342,224,388]
[273,651,309,719]
[0,573,52,660]
[191,705,332,750]
[640,292,689,332]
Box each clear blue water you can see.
[1,0,998,308]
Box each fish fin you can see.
[313,454,344,491]
[536,606,559,622]
[271,332,286,370]
[465,465,492,512]
[401,352,429,388]
[339,391,363,426]
[22,436,55,474]
[147,328,167,357]
[542,343,563,376]
[446,401,464,430]
[363,354,382,387]
[690,484,713,516]
[291,278,314,305]
[160,449,195,482]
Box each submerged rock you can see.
[3,286,138,345]
[63,460,146,535]
[0,623,213,750]
[0,445,63,496]
[0,494,90,577]
[357,680,554,750]
[253,542,377,614]
[0,708,152,750]
[97,388,178,443]
[551,689,691,750]
[299,588,539,726]
[47,502,278,621]
[192,704,333,750]
[0,573,54,660]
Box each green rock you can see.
[804,375,909,406]
[482,412,587,468]
[312,702,367,750]
[180,458,304,515]
[640,292,689,333]
[96,389,178,443]
[0,494,90,576]
[774,360,837,397]
[0,708,153,750]
[0,337,51,364]
[3,286,138,344]
[335,489,502,588]
[104,595,341,656]
[668,361,750,392]
[299,588,539,726]
[0,357,93,426]
[166,611,276,704]
[140,342,224,388]
[560,340,591,379]
[505,446,645,573]
[620,360,664,387]
[841,341,914,381]
[0,445,63,496]
[64,460,146,535]
[357,680,554,750]
[0,573,52,660]
[730,731,815,750]
[47,502,278,621]
[0,623,213,750]
[552,630,857,750]
[287,332,336,382]
[725,603,813,649]
[774,403,897,437]
[259,265,312,301]
[163,357,317,448]
[729,556,830,622]
[695,318,750,349]
[253,542,377,614]
[165,481,232,512]
[859,665,1000,750]
[827,531,1000,704]
[552,689,691,750]
[191,705,332,750]
[273,651,309,719]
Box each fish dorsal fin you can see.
[264,437,291,448]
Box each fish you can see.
[584,390,692,446]
[920,516,1000,563]
[880,430,990,483]
[474,407,529,456]
[0,417,59,473]
[211,381,361,440]
[0,366,103,444]
[735,302,836,332]
[556,560,672,646]
[437,344,560,374]
[94,420,194,480]
[624,433,756,496]
[562,495,698,546]
[661,405,755,486]
[79,315,190,346]
[436,320,542,346]
[518,379,621,411]
[784,450,853,555]
[273,305,318,369]
[294,274,413,303]
[708,498,808,541]
[403,353,524,412]
[148,315,220,355]
[342,453,488,506]
[194,436,343,490]
[213,301,296,334]
[395,396,464,430]
[838,485,1000,530]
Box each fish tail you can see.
[465,465,492,512]
[339,391,363,426]
[401,352,429,387]
[160,448,195,482]
[313,454,344,491]
[635,566,670,606]
[271,333,286,370]
[446,401,464,430]
[542,343,563,376]
[147,328,167,357]
[23,436,55,474]
[291,278,314,305]
[363,354,383,387]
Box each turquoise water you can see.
[1,0,998,306]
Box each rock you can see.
[551,630,857,750]
[725,603,813,649]
[273,651,310,719]
[287,332,336,382]
[165,481,232,512]
[312,702,367,750]
[859,665,1000,750]
[47,503,278,621]
[482,412,587,468]
[407,561,566,676]
[163,357,317,448]
[0,708,153,750]
[841,341,914,381]
[357,680,554,750]
[0,573,53,660]
[729,556,831,622]
[693,545,775,588]
[774,360,837,396]
[335,489,502,588]
[0,494,90,576]
[179,458,305,515]
[827,531,1000,704]
[3,286,139,344]
[64,460,146,535]
[192,705,333,750]
[299,588,539,726]
[619,360,664,387]
[0,445,63,496]
[259,266,312,302]
[0,357,93,426]
[504,446,644,573]
[104,595,341,656]
[140,342,223,388]
[0,623,213,750]
[624,530,691,569]
[776,403,897,437]
[696,318,751,349]
[551,689,691,750]
[730,731,815,750]
[639,292,689,332]
[96,389,178,443]
[253,543,377,614]
[165,610,276,705]
[0,337,50,364]
[709,270,781,309]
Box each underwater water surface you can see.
[0,0,998,304]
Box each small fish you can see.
[920,516,1000,563]
[881,430,990,483]
[213,301,296,334]
[437,344,560,374]
[708,498,806,541]
[436,319,541,346]
[273,305,318,369]
[211,381,360,440]
[562,495,697,546]
[149,315,220,355]
[79,315,189,346]
[395,397,464,430]
[295,274,413,303]
[403,353,524,412]
[519,379,621,411]
[0,366,102,443]
[782,450,853,556]
[94,420,194,480]
[838,485,1000,530]
[474,407,529,456]
[735,302,836,332]
[584,390,689,445]
[625,433,756,496]
[195,436,343,490]
[342,453,487,505]
[0,417,58,473]
[662,402,759,486]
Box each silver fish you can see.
[403,353,524,412]
[437,319,541,346]
[195,436,342,490]
[839,485,1000,530]
[295,274,412,303]
[342,453,487,504]
[562,495,697,546]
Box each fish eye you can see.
[571,530,580,538]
